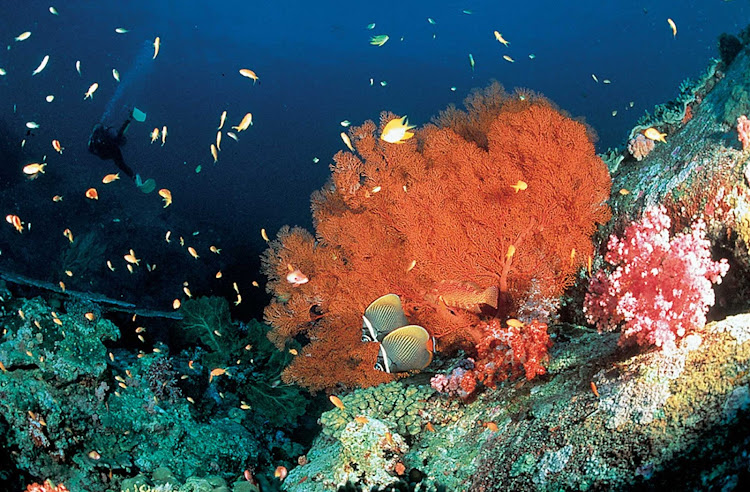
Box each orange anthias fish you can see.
[232,113,253,132]
[329,395,345,410]
[102,173,120,184]
[158,188,172,208]
[52,139,64,154]
[428,280,499,313]
[6,214,23,233]
[85,188,99,200]
[209,367,227,383]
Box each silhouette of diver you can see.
[88,110,136,180]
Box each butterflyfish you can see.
[378,324,434,373]
[361,294,409,343]
[381,116,416,144]
[232,113,253,131]
[32,55,50,75]
[239,68,259,84]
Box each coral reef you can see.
[584,206,729,350]
[262,84,611,391]
[1,295,305,491]
[626,133,655,161]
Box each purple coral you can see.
[584,206,729,351]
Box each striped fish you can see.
[362,294,409,343]
[378,325,434,373]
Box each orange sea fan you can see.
[262,84,611,392]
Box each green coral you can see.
[319,382,435,439]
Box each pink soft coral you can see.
[737,115,750,151]
[584,206,729,351]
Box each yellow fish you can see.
[102,173,120,184]
[362,294,409,343]
[211,144,218,163]
[161,125,167,146]
[643,127,666,142]
[232,113,253,131]
[667,18,677,38]
[370,34,389,46]
[209,367,227,383]
[378,325,434,373]
[216,131,222,151]
[493,31,510,46]
[218,110,227,129]
[15,31,32,42]
[380,116,415,144]
[153,36,161,59]
[341,132,354,151]
[150,128,160,143]
[23,163,46,176]
[510,180,527,192]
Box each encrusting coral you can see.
[262,83,611,391]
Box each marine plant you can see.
[262,83,611,391]
[584,205,729,350]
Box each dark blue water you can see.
[0,0,747,316]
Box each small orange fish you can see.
[6,214,23,233]
[493,31,510,46]
[261,228,269,242]
[63,228,74,243]
[107,260,115,271]
[158,188,172,208]
[84,312,95,321]
[52,139,64,154]
[251,280,259,287]
[23,163,46,176]
[239,68,259,84]
[485,421,499,432]
[570,248,576,266]
[590,381,599,398]
[0,361,6,372]
[102,173,120,184]
[150,128,160,143]
[173,299,181,309]
[274,466,288,481]
[210,245,221,254]
[88,450,101,460]
[232,113,253,132]
[187,246,199,259]
[506,318,524,328]
[506,244,516,259]
[406,259,417,272]
[425,422,435,432]
[289,348,298,355]
[215,271,223,279]
[124,250,140,265]
[354,416,369,424]
[619,188,630,195]
[52,195,63,202]
[329,395,345,410]
[153,36,160,59]
[85,188,99,200]
[211,144,218,163]
[510,180,527,192]
[209,367,227,383]
[340,131,354,151]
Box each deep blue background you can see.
[0,0,747,315]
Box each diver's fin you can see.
[135,174,142,186]
[135,175,156,193]
[132,107,147,123]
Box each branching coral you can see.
[262,83,611,391]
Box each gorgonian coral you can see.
[262,83,611,391]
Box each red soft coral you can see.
[263,84,610,391]
[26,481,69,492]
[584,205,729,351]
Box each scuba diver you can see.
[88,107,155,192]
[88,109,136,180]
